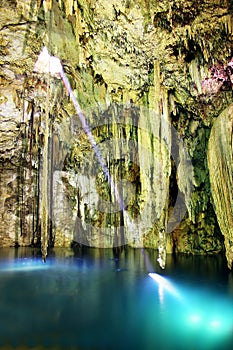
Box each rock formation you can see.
[208,104,233,269]
[0,0,232,268]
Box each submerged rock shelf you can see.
[0,0,233,268]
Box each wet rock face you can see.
[208,105,233,269]
[0,0,233,267]
[0,0,37,245]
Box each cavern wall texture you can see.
[208,105,233,269]
[0,0,233,267]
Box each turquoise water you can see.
[0,248,232,350]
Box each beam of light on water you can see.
[149,272,233,349]
[148,272,181,300]
[210,319,221,328]
[189,314,202,324]
[0,259,50,272]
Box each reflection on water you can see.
[0,247,232,350]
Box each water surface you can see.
[0,248,232,350]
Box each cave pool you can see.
[0,247,232,350]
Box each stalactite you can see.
[157,89,171,269]
[65,0,76,16]
[43,0,53,12]
[222,14,233,35]
[151,61,171,268]
[189,58,203,94]
[48,120,55,247]
[176,141,194,222]
[35,143,41,245]
[19,125,26,240]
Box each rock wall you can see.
[208,105,233,269]
[0,0,233,267]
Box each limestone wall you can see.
[0,0,233,267]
